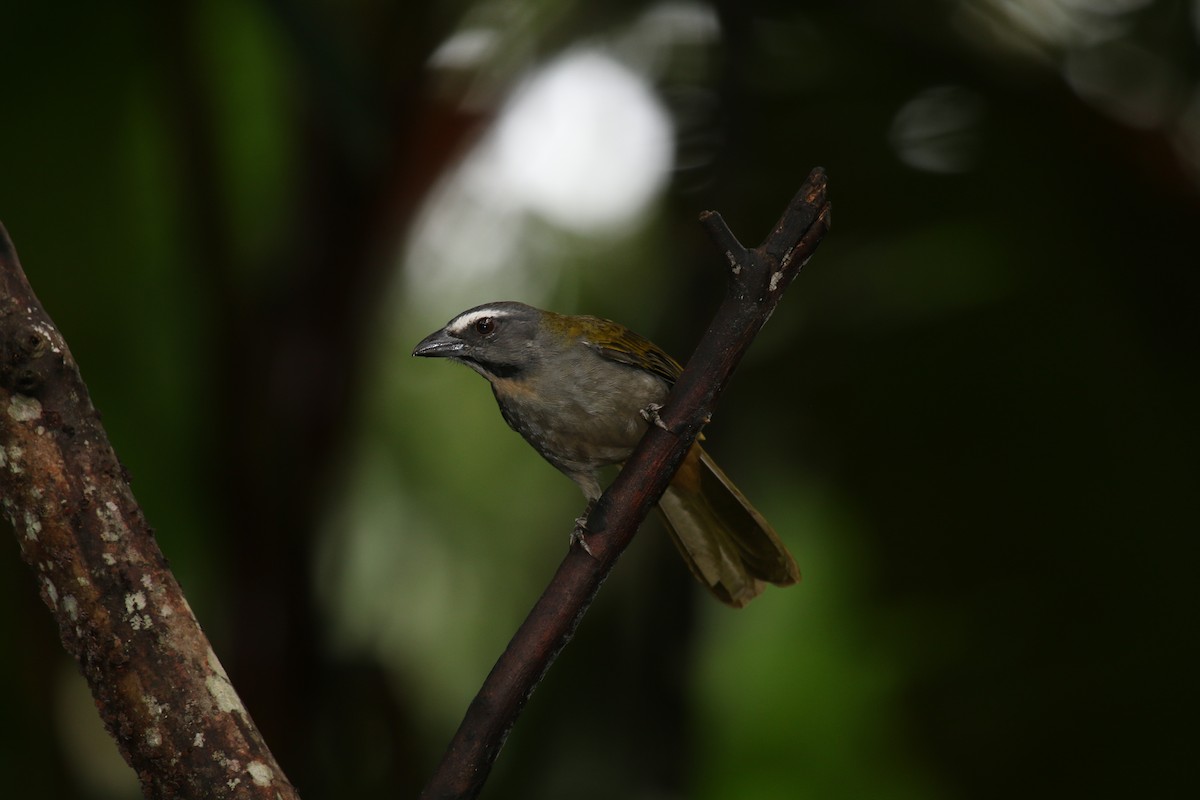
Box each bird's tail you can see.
[657,444,800,608]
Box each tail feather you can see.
[657,445,799,608]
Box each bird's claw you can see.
[571,499,599,558]
[640,403,670,431]
[571,515,596,558]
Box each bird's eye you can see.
[473,317,496,335]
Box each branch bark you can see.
[420,167,832,799]
[0,224,299,800]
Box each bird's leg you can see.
[640,403,671,431]
[571,500,597,558]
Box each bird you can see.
[412,301,799,607]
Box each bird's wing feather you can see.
[582,322,683,385]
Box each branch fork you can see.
[421,167,831,799]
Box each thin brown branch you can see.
[419,167,832,799]
[0,224,300,800]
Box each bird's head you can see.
[412,301,549,381]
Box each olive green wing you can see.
[580,317,683,385]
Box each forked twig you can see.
[420,168,832,799]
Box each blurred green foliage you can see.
[2,1,1197,799]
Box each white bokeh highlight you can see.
[403,47,675,309]
[491,49,673,232]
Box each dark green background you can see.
[2,1,1196,798]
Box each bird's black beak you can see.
[412,328,466,359]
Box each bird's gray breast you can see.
[491,358,669,470]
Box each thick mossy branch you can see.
[0,223,300,800]
[420,167,832,800]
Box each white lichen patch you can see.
[768,270,783,292]
[246,761,273,786]
[29,321,61,355]
[6,445,23,474]
[43,578,58,608]
[124,591,153,630]
[23,510,41,541]
[7,394,43,422]
[205,673,242,713]
[205,648,247,716]
[145,728,163,748]
[96,499,129,542]
[125,591,147,614]
[779,249,795,272]
[212,750,242,781]
[193,732,205,748]
[63,595,79,621]
[102,553,117,566]
[144,693,168,718]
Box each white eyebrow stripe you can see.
[449,308,510,335]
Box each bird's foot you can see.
[640,403,670,431]
[571,501,597,558]
[570,520,595,557]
